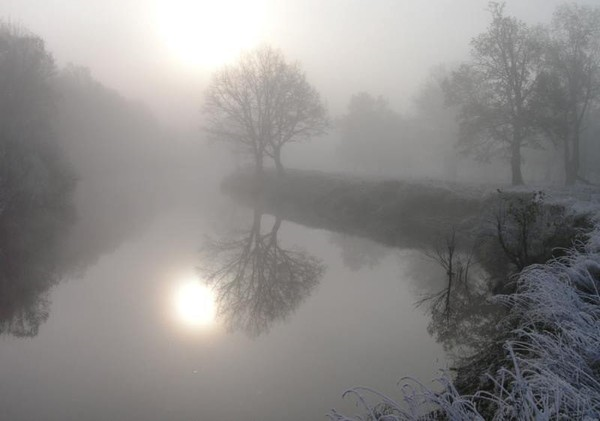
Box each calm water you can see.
[0,194,448,421]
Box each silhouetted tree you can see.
[199,209,324,336]
[444,2,545,185]
[535,3,600,185]
[203,46,328,176]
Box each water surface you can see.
[0,195,448,421]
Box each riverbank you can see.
[222,169,486,250]
[223,169,600,419]
[223,169,592,284]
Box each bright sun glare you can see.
[155,0,266,69]
[174,279,217,327]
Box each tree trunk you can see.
[510,140,524,186]
[274,146,285,177]
[564,143,575,186]
[564,130,578,186]
[270,217,282,243]
[571,129,580,185]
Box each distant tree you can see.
[338,92,407,173]
[535,3,600,185]
[579,106,600,182]
[203,46,328,176]
[444,2,545,185]
[410,67,460,180]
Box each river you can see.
[0,191,449,421]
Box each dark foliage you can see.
[0,24,76,336]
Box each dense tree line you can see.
[338,71,459,181]
[53,64,182,272]
[0,23,178,336]
[0,23,76,336]
[339,2,600,186]
[447,2,600,186]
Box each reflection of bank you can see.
[0,197,75,337]
[412,228,508,400]
[199,207,325,337]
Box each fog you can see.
[1,1,599,420]
[1,0,583,124]
[3,0,596,183]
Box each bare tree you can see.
[203,46,328,176]
[444,2,545,185]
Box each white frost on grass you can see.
[330,197,600,420]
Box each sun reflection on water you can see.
[173,278,217,327]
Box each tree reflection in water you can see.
[0,195,74,337]
[0,279,52,338]
[417,229,507,358]
[199,208,325,337]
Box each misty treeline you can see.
[0,23,181,336]
[0,24,75,336]
[340,2,600,186]
[338,76,458,181]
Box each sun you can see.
[155,0,267,69]
[174,279,217,327]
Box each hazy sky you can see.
[1,0,595,128]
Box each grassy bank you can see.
[223,169,486,250]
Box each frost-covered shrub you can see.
[330,228,600,420]
[491,191,590,272]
